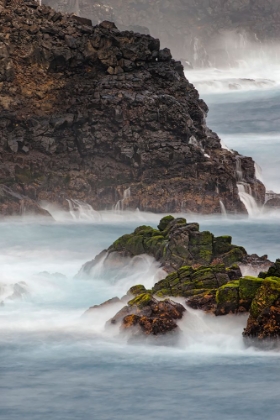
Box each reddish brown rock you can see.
[108,293,186,338]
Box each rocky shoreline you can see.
[43,0,280,68]
[84,216,280,347]
[0,0,264,216]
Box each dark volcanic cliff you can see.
[0,0,264,214]
[43,0,280,68]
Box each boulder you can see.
[108,293,186,340]
[243,277,280,344]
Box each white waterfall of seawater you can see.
[236,156,243,182]
[237,184,260,217]
[114,187,131,211]
[255,162,264,183]
[66,199,101,221]
[235,157,262,217]
[219,200,227,217]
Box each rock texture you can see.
[43,0,280,67]
[0,0,264,215]
[82,216,250,275]
[82,217,280,343]
[0,185,51,217]
[108,292,186,340]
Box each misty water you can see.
[2,63,280,419]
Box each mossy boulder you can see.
[152,263,239,298]
[158,215,175,231]
[187,290,217,312]
[239,276,264,310]
[128,293,154,309]
[108,292,186,339]
[213,236,233,256]
[189,231,213,265]
[243,277,280,342]
[129,285,147,296]
[111,234,133,252]
[216,281,240,315]
[249,277,280,319]
[222,247,247,267]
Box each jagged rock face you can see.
[243,278,280,344]
[108,293,186,339]
[0,0,264,214]
[43,0,280,67]
[80,217,249,275]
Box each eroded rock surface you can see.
[43,0,280,67]
[108,292,186,340]
[0,0,264,214]
[82,216,249,274]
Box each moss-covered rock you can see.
[239,276,264,310]
[129,285,147,296]
[258,259,280,279]
[158,215,175,231]
[84,216,249,281]
[152,263,239,299]
[222,247,247,267]
[249,277,280,319]
[109,293,186,339]
[216,281,240,315]
[189,231,213,265]
[213,236,233,256]
[111,234,133,252]
[128,293,154,309]
[243,277,280,342]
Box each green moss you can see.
[111,234,133,251]
[129,285,147,296]
[152,278,171,294]
[185,288,215,297]
[216,281,240,312]
[211,264,226,273]
[134,226,161,238]
[222,246,246,266]
[226,263,239,270]
[155,289,171,298]
[258,260,280,279]
[158,215,175,231]
[239,276,264,301]
[189,231,213,264]
[213,236,232,256]
[191,267,215,282]
[178,266,194,280]
[250,279,280,319]
[144,235,165,254]
[126,235,145,255]
[199,249,212,261]
[128,293,153,308]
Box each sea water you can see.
[2,63,280,419]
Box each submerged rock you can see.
[0,0,264,215]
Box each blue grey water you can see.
[1,72,280,419]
